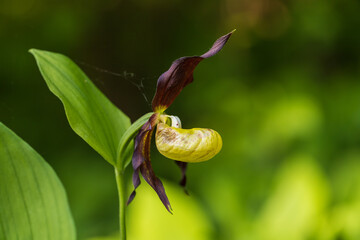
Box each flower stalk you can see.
[115,167,126,240]
[113,30,234,238]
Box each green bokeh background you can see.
[1,0,360,239]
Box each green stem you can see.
[115,167,126,240]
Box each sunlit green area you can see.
[1,0,360,239]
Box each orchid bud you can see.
[155,121,222,163]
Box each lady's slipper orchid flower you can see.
[128,31,234,213]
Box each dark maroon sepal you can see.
[152,30,234,111]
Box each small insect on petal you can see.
[155,123,222,163]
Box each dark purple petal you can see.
[140,153,172,213]
[152,30,234,111]
[127,115,154,205]
[175,161,189,195]
[127,128,150,205]
[127,113,172,213]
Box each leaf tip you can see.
[28,48,37,55]
[28,48,46,58]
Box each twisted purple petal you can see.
[127,114,172,213]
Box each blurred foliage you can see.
[1,0,360,239]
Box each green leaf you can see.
[117,112,153,169]
[0,123,76,240]
[30,49,131,166]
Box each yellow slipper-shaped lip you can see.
[155,122,222,163]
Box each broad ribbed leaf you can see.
[30,49,131,165]
[0,123,76,240]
